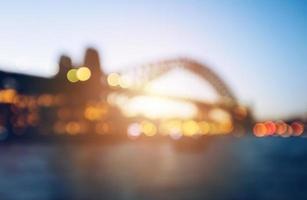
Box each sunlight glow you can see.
[121,95,198,119]
[143,68,220,103]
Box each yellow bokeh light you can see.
[84,106,104,121]
[67,69,79,83]
[76,67,91,81]
[0,89,16,103]
[141,121,157,136]
[107,73,120,87]
[198,121,210,135]
[182,120,199,136]
[160,120,181,135]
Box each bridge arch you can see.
[120,58,237,103]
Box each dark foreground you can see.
[0,136,307,200]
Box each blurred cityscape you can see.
[0,48,305,143]
[1,1,306,199]
[0,48,306,200]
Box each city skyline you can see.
[0,0,306,120]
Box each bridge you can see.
[0,48,253,140]
[104,57,253,137]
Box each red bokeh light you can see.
[291,122,304,136]
[275,121,287,136]
[264,121,276,135]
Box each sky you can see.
[0,0,306,120]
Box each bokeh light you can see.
[182,120,199,137]
[264,121,276,136]
[141,121,157,137]
[76,67,91,81]
[275,121,287,135]
[107,73,120,87]
[253,123,267,137]
[283,125,293,137]
[291,122,304,136]
[198,121,210,135]
[127,123,141,138]
[65,121,81,135]
[67,69,79,83]
[253,120,305,138]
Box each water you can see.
[0,136,307,200]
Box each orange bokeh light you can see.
[253,123,267,137]
[275,121,287,136]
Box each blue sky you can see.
[0,0,306,119]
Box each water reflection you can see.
[0,137,307,200]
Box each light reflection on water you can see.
[0,136,307,200]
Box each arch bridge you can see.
[108,58,253,135]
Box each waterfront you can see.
[0,136,306,200]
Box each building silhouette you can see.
[0,48,253,141]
